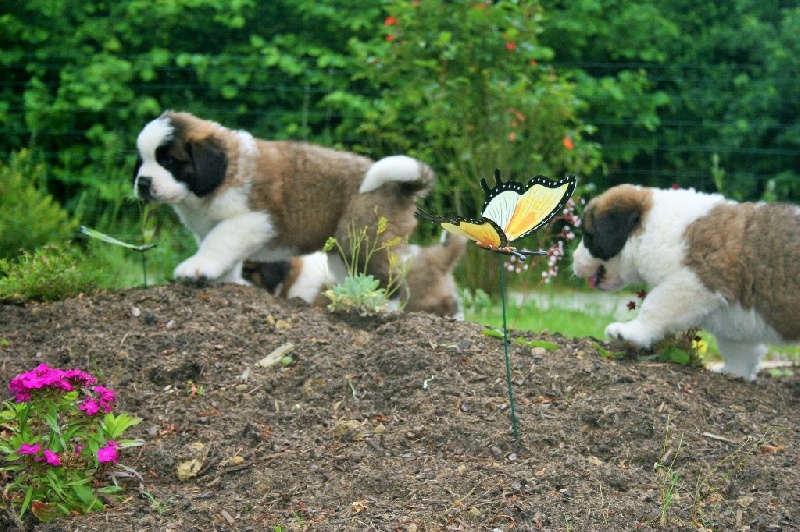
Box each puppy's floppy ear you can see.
[187,137,227,197]
[587,206,641,261]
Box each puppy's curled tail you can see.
[358,155,435,196]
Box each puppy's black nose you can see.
[136,176,152,200]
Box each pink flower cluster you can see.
[17,443,62,466]
[9,363,96,402]
[97,440,121,464]
[15,440,120,466]
[9,363,115,415]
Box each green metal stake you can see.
[499,255,519,440]
[141,252,148,289]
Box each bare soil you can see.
[1,283,798,531]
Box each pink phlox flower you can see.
[64,368,97,388]
[97,440,121,464]
[18,443,40,455]
[43,450,61,466]
[79,398,101,416]
[91,385,116,404]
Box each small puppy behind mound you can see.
[243,235,467,317]
[573,184,799,380]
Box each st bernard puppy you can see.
[573,184,799,381]
[242,235,467,317]
[133,111,434,284]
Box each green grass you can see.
[463,288,618,339]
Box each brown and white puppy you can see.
[242,235,467,317]
[573,184,800,380]
[133,111,433,284]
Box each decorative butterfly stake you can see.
[417,170,577,439]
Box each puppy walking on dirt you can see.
[573,184,800,380]
[133,111,434,286]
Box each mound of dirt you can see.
[1,283,798,531]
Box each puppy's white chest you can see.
[174,187,252,239]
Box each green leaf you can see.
[481,328,504,339]
[102,413,142,440]
[516,338,560,350]
[80,226,156,252]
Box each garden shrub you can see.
[0,150,77,260]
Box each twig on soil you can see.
[219,462,253,475]
[701,432,737,444]
[364,438,388,456]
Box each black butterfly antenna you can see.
[480,168,503,195]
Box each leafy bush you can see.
[0,246,102,303]
[345,0,602,290]
[0,151,77,260]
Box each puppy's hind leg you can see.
[605,271,722,347]
[713,338,766,381]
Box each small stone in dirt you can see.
[144,311,156,325]
[177,458,203,480]
[131,306,141,317]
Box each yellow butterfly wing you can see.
[416,207,506,248]
[441,220,504,248]
[503,176,576,242]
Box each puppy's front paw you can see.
[605,321,658,348]
[174,256,226,283]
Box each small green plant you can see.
[185,381,205,397]
[322,217,408,315]
[691,427,785,525]
[141,490,171,516]
[0,363,143,523]
[0,245,102,303]
[460,288,493,315]
[324,275,391,315]
[652,416,684,526]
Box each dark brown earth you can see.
[1,283,798,531]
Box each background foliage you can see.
[1,0,798,289]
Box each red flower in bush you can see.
[505,42,516,51]
[563,137,575,150]
[384,16,398,26]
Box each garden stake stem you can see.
[141,252,148,289]
[499,255,519,440]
